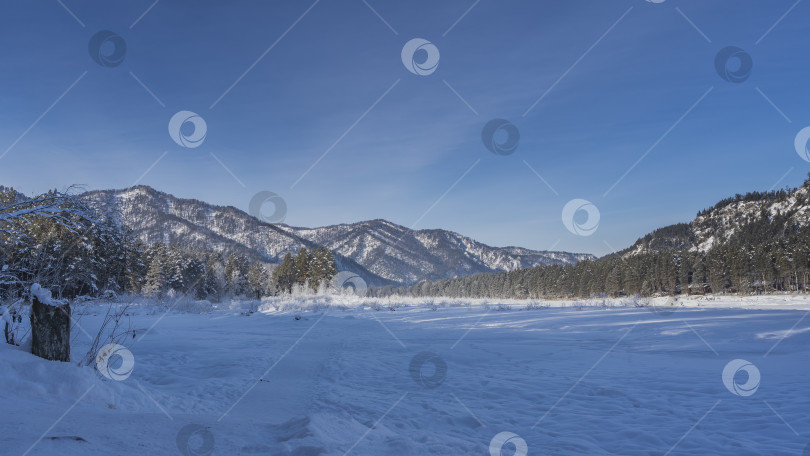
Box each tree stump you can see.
[30,296,71,362]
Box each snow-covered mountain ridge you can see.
[82,186,594,285]
[622,183,810,257]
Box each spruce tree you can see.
[272,253,296,294]
[143,245,168,299]
[247,262,267,299]
[294,248,310,287]
[225,253,249,296]
[308,246,337,291]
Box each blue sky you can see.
[0,0,808,257]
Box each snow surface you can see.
[2,295,810,455]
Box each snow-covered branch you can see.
[0,189,95,239]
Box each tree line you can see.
[272,247,337,294]
[0,187,338,302]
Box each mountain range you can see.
[82,186,594,286]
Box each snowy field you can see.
[2,295,810,455]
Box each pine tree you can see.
[225,253,249,296]
[143,244,169,299]
[294,248,310,287]
[308,246,337,291]
[184,256,205,299]
[247,262,267,299]
[125,240,148,295]
[167,246,186,293]
[605,263,622,297]
[202,253,223,301]
[273,253,297,294]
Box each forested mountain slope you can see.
[621,185,810,256]
[377,177,810,298]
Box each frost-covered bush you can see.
[524,302,547,311]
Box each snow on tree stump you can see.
[29,284,70,362]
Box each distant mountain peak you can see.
[82,185,594,286]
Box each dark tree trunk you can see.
[30,296,70,362]
[4,320,12,345]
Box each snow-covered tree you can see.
[247,261,268,299]
[143,243,169,299]
[308,246,337,291]
[272,253,296,294]
[224,253,249,296]
[294,248,310,286]
[0,187,98,298]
